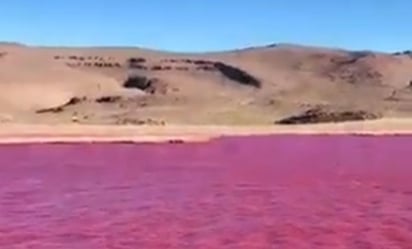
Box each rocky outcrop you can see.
[128,57,146,64]
[36,97,85,114]
[275,108,380,125]
[132,58,261,88]
[130,65,147,70]
[55,55,122,68]
[95,96,122,103]
[393,50,412,56]
[325,53,383,85]
[213,62,261,88]
[91,62,121,68]
[128,57,147,68]
[123,75,167,94]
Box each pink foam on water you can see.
[0,135,412,248]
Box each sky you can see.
[1,0,412,52]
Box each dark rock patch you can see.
[196,66,215,71]
[151,65,163,71]
[393,50,412,56]
[128,57,146,68]
[326,53,383,85]
[57,55,122,68]
[131,57,260,88]
[168,139,185,144]
[213,62,261,88]
[162,59,178,63]
[123,75,153,91]
[266,43,279,48]
[36,106,64,114]
[193,60,210,65]
[96,96,122,103]
[330,51,374,68]
[165,58,214,65]
[162,58,260,87]
[275,108,380,125]
[91,62,119,68]
[150,65,173,71]
[106,63,119,68]
[123,75,167,94]
[67,55,87,61]
[65,97,84,106]
[128,57,146,64]
[36,97,85,114]
[130,65,147,70]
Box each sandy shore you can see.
[0,118,412,143]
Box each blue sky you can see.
[1,0,412,52]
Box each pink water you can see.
[0,135,412,248]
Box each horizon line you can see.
[0,40,409,54]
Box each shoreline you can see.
[0,118,412,144]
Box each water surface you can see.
[0,135,412,248]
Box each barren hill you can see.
[1,43,412,125]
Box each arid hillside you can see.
[1,42,412,125]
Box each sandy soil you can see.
[0,118,412,143]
